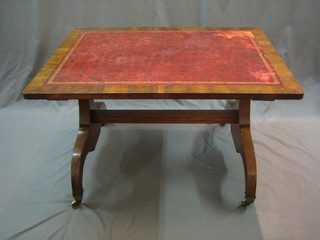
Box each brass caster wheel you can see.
[239,200,251,209]
[239,196,255,209]
[71,200,82,209]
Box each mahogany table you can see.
[23,27,303,208]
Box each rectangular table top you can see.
[23,27,303,100]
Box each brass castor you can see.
[239,196,256,209]
[71,200,82,209]
[71,196,82,209]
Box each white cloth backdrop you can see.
[1,0,320,239]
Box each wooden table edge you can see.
[22,91,304,101]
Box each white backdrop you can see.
[1,1,320,239]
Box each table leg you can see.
[228,100,257,208]
[70,99,256,208]
[71,100,105,208]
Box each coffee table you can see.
[23,27,303,208]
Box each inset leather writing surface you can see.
[46,30,282,86]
